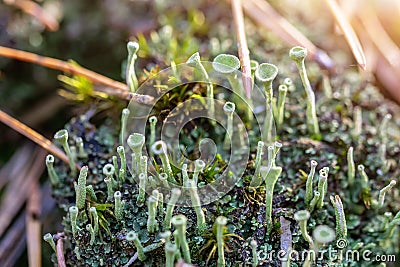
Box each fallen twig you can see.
[0,109,80,169]
[55,233,66,267]
[231,0,252,98]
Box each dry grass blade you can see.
[231,0,252,98]
[357,6,400,68]
[243,0,333,69]
[4,0,59,31]
[0,144,32,190]
[26,182,42,267]
[0,110,78,168]
[324,0,366,70]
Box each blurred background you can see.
[0,0,400,265]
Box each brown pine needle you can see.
[26,180,42,267]
[4,0,59,31]
[0,45,127,90]
[324,0,366,70]
[243,0,333,69]
[231,0,252,98]
[0,110,79,170]
[0,46,154,104]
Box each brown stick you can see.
[4,0,59,31]
[243,0,334,70]
[56,235,66,267]
[0,110,79,169]
[0,46,127,91]
[324,0,366,70]
[231,0,252,98]
[26,182,42,267]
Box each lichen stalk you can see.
[294,210,313,248]
[137,173,147,206]
[149,116,158,147]
[54,129,76,176]
[192,159,205,184]
[186,179,207,234]
[316,173,327,209]
[187,52,214,120]
[126,42,139,92]
[330,195,347,239]
[152,140,175,183]
[164,188,181,230]
[120,108,130,145]
[126,231,146,261]
[264,166,282,233]
[114,191,124,221]
[43,233,56,252]
[69,206,79,239]
[305,160,318,206]
[171,215,191,263]
[277,84,287,128]
[86,224,95,245]
[289,47,320,136]
[223,102,235,150]
[347,147,355,187]
[216,216,227,267]
[74,166,88,209]
[250,240,258,267]
[89,207,99,235]
[147,195,158,233]
[45,154,59,186]
[127,133,145,176]
[117,146,126,181]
